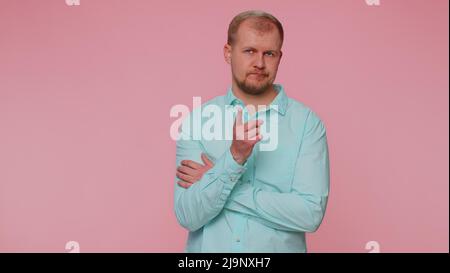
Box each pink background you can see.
[0,0,448,253]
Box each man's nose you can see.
[254,53,266,69]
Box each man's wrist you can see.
[230,146,246,165]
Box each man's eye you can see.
[265,52,275,57]
[245,50,254,54]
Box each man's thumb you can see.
[201,153,214,167]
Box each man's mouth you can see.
[248,73,266,77]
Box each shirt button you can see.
[236,238,240,242]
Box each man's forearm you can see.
[224,182,328,232]
[174,149,246,232]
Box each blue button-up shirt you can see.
[174,84,330,252]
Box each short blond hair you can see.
[227,10,284,46]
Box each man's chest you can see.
[200,120,302,193]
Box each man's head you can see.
[224,10,284,95]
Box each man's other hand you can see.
[176,153,214,189]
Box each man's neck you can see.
[231,83,278,116]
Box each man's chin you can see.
[242,82,271,95]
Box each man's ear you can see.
[223,44,232,64]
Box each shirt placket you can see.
[231,107,265,252]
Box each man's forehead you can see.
[235,34,281,51]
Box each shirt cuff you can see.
[222,148,247,183]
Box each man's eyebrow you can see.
[241,47,279,52]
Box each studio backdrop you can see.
[0,0,448,252]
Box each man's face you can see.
[225,19,283,95]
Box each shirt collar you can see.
[225,84,288,115]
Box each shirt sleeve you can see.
[223,111,330,233]
[174,114,247,232]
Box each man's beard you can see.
[234,73,272,95]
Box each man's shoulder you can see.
[181,94,227,124]
[285,96,326,131]
[201,94,228,107]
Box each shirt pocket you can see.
[254,145,297,193]
[200,140,231,163]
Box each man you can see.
[174,10,330,252]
